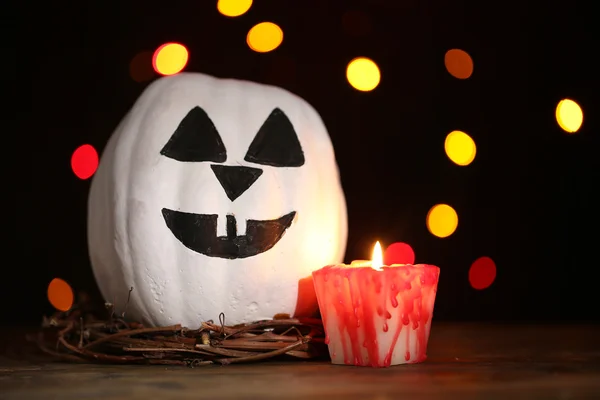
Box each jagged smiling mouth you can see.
[161,209,296,259]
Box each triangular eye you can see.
[244,108,305,167]
[160,106,227,162]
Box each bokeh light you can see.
[346,57,380,91]
[444,49,474,79]
[384,242,415,265]
[426,204,458,238]
[47,278,74,312]
[217,0,252,17]
[445,130,477,166]
[247,22,283,53]
[71,144,99,180]
[556,98,583,133]
[129,51,155,83]
[152,43,189,76]
[469,256,497,290]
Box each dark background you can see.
[6,0,598,326]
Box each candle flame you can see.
[371,241,383,271]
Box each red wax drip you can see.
[313,264,440,368]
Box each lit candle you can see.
[312,241,440,367]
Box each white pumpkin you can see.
[87,72,347,327]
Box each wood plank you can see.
[1,323,599,399]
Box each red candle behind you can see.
[312,242,440,367]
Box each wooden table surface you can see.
[1,323,599,399]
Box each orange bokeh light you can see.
[47,278,74,312]
[444,49,474,79]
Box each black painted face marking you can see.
[160,106,301,259]
[244,108,305,167]
[210,165,263,202]
[162,209,296,259]
[160,106,227,162]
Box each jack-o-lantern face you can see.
[160,106,303,259]
[87,72,347,327]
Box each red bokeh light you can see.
[71,144,99,180]
[469,256,497,290]
[384,242,415,265]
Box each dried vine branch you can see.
[30,289,327,366]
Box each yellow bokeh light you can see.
[444,49,473,79]
[217,0,252,17]
[247,22,283,53]
[556,99,583,133]
[445,130,477,166]
[426,204,458,238]
[152,43,189,76]
[47,278,74,312]
[346,57,380,91]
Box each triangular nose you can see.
[210,165,263,202]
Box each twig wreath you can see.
[31,288,327,366]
